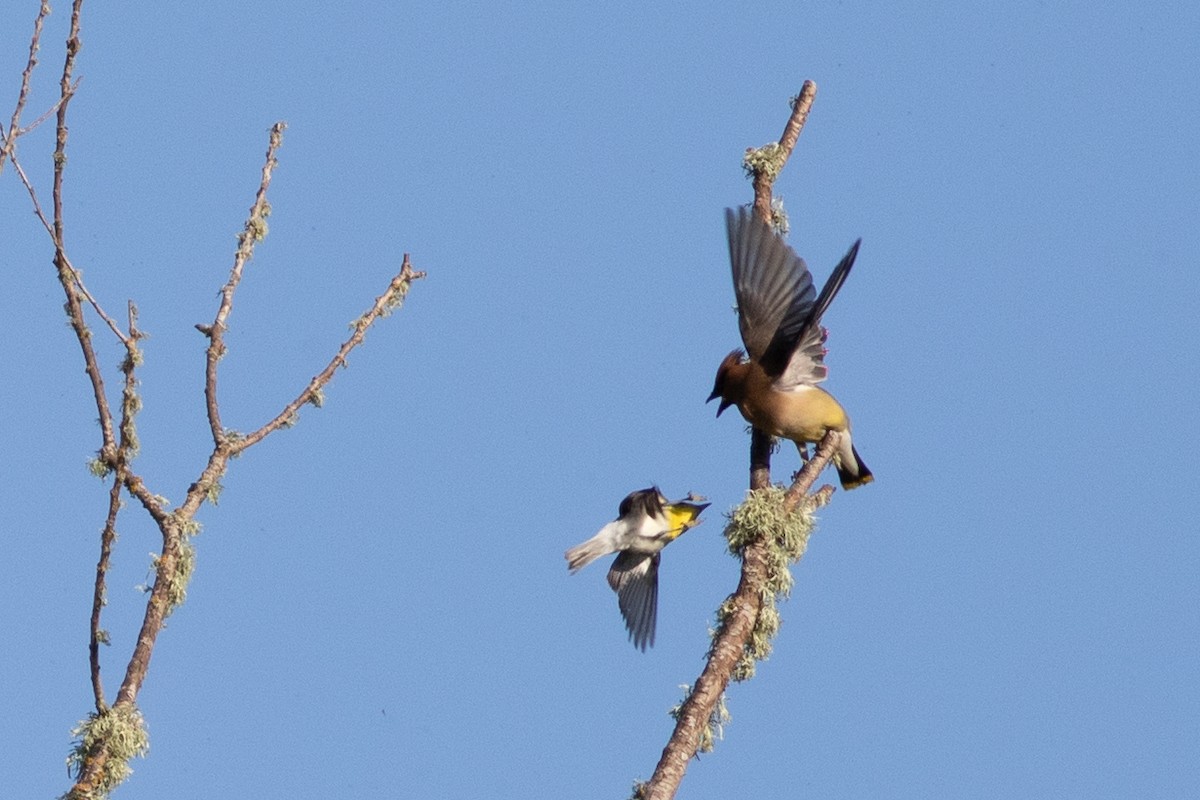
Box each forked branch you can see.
[6,2,425,797]
[63,117,424,798]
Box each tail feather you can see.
[836,442,873,490]
[565,530,614,573]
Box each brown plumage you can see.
[708,207,872,489]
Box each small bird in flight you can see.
[566,487,710,650]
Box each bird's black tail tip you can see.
[837,445,873,490]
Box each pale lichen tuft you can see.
[63,703,150,800]
[742,142,786,180]
[714,486,817,681]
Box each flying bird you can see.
[566,487,710,650]
[708,206,872,489]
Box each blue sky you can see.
[3,2,1198,798]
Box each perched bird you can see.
[708,206,873,489]
[566,487,710,650]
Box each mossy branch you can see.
[640,82,842,800]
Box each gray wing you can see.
[607,551,659,651]
[774,238,861,389]
[726,206,816,376]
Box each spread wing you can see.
[774,238,861,389]
[726,207,862,388]
[726,207,816,376]
[607,552,659,651]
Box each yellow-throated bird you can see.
[708,206,872,489]
[566,487,709,650]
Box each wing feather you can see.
[774,238,861,389]
[726,207,816,375]
[607,552,659,651]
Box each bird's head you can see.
[619,487,666,520]
[707,350,744,416]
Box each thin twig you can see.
[204,122,286,444]
[231,255,426,454]
[47,0,123,461]
[0,0,50,174]
[8,145,131,344]
[783,432,840,510]
[89,303,146,712]
[18,83,77,136]
[90,478,120,712]
[7,147,54,235]
[752,80,816,223]
[180,256,425,513]
[69,250,133,345]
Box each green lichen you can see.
[382,279,413,316]
[716,486,816,680]
[149,537,196,616]
[769,196,789,236]
[63,704,149,800]
[742,142,786,180]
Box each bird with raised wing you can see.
[708,206,872,489]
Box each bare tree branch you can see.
[203,121,287,444]
[231,255,425,453]
[58,110,424,800]
[0,6,428,796]
[3,4,125,347]
[42,0,127,473]
[752,81,817,222]
[89,479,120,711]
[7,146,55,234]
[5,33,121,347]
[87,303,145,714]
[0,0,50,174]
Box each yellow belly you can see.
[739,380,849,444]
